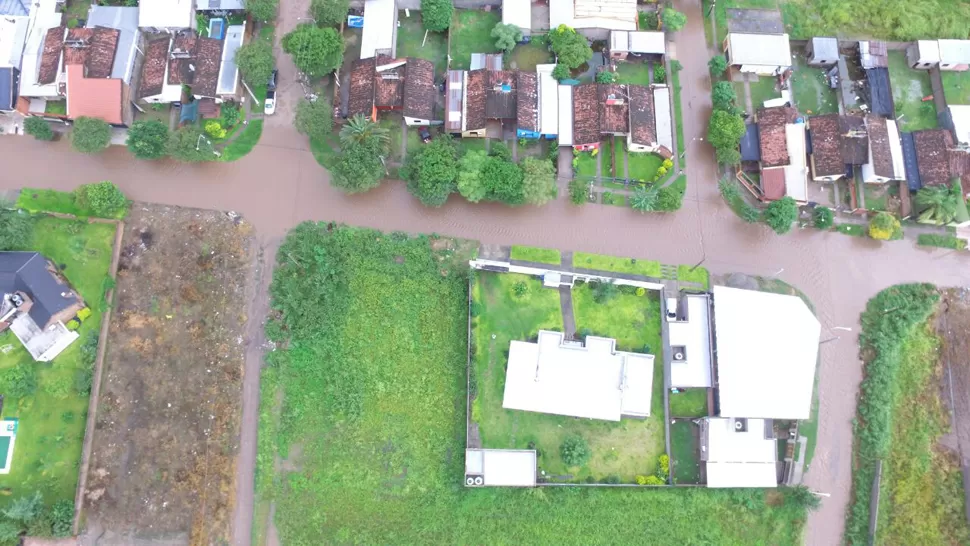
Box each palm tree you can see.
[915,184,959,225]
[339,114,389,148]
[630,185,659,213]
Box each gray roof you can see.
[0,252,80,328]
[0,0,28,16]
[0,67,14,111]
[197,0,246,10]
[86,6,139,81]
[217,24,244,94]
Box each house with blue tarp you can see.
[517,65,560,139]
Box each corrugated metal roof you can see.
[726,33,791,67]
[0,67,13,111]
[217,23,245,95]
[537,64,558,135]
[445,70,463,132]
[558,84,573,145]
[139,0,194,28]
[654,86,672,152]
[0,0,27,16]
[360,0,396,59]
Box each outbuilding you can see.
[502,0,531,38]
[806,36,838,67]
[938,39,970,71]
[609,30,665,60]
[360,0,397,59]
[907,40,941,70]
[724,32,792,76]
[702,417,779,488]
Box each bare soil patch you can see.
[81,204,256,545]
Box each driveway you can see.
[259,0,314,153]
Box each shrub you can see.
[868,212,900,240]
[560,434,591,467]
[739,202,762,223]
[75,181,128,218]
[568,178,588,205]
[74,368,93,396]
[654,65,666,83]
[77,307,92,322]
[50,500,74,537]
[813,206,834,229]
[126,120,170,160]
[596,70,617,84]
[24,117,54,141]
[3,363,37,399]
[635,287,646,296]
[44,375,73,400]
[662,8,687,31]
[205,120,227,139]
[512,281,529,298]
[421,0,453,31]
[552,63,570,81]
[657,454,670,480]
[66,319,80,330]
[0,210,33,251]
[221,102,242,128]
[917,233,967,250]
[310,0,349,26]
[712,81,737,111]
[709,55,728,76]
[764,197,798,234]
[656,187,681,211]
[245,0,278,21]
[637,474,665,485]
[592,280,619,303]
[4,491,43,521]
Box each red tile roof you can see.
[809,114,843,177]
[62,27,120,80]
[348,58,375,118]
[191,37,224,97]
[915,128,954,185]
[66,64,123,124]
[599,83,629,134]
[138,35,170,99]
[629,84,655,146]
[374,56,405,108]
[38,26,65,85]
[866,115,894,178]
[758,106,797,168]
[486,70,517,119]
[464,69,486,131]
[167,32,195,86]
[761,168,786,200]
[403,57,435,120]
[516,71,537,132]
[572,83,599,146]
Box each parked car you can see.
[419,126,432,143]
[264,69,278,115]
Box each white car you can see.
[264,89,277,115]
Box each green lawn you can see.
[222,120,263,161]
[676,265,710,289]
[627,151,664,183]
[573,251,662,278]
[510,245,561,265]
[669,389,708,417]
[0,216,115,508]
[615,61,652,86]
[64,0,91,24]
[396,12,448,76]
[670,420,702,484]
[508,41,553,72]
[942,69,970,106]
[601,191,627,206]
[671,65,685,158]
[379,113,405,161]
[16,188,127,219]
[742,77,780,111]
[257,225,816,544]
[44,100,67,116]
[449,10,500,70]
[601,138,615,178]
[574,150,598,179]
[887,51,937,131]
[863,183,896,212]
[790,56,838,115]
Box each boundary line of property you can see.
[72,217,125,534]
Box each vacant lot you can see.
[450,10,500,70]
[396,11,448,76]
[669,389,708,417]
[258,225,815,544]
[791,56,838,115]
[942,70,970,105]
[82,205,255,544]
[0,216,114,507]
[782,0,970,40]
[509,41,553,71]
[887,51,937,131]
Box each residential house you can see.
[808,114,868,181]
[701,417,778,488]
[667,292,713,389]
[627,84,672,156]
[502,0,531,39]
[360,0,397,60]
[938,39,970,71]
[17,0,63,110]
[347,57,376,119]
[86,7,140,85]
[757,106,808,202]
[914,129,954,186]
[403,57,435,126]
[861,115,905,183]
[166,32,224,99]
[724,33,792,76]
[216,22,245,98]
[535,64,558,139]
[444,69,463,135]
[0,252,85,362]
[374,56,405,113]
[61,26,134,126]
[609,30,666,60]
[557,83,573,145]
[806,37,838,67]
[462,69,486,137]
[571,83,600,150]
[0,0,31,112]
[549,0,637,39]
[599,83,629,136]
[138,0,194,31]
[485,69,517,121]
[137,34,180,103]
[946,104,970,145]
[516,70,538,139]
[907,40,941,70]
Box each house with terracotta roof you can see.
[571,83,600,150]
[137,30,229,104]
[861,115,905,184]
[343,56,437,125]
[599,83,629,135]
[374,57,405,113]
[17,0,63,108]
[913,129,954,186]
[627,84,672,156]
[808,114,868,182]
[403,58,435,126]
[756,107,808,202]
[516,71,539,139]
[486,70,517,120]
[462,69,487,137]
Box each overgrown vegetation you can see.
[281,24,344,77]
[24,117,53,142]
[509,245,561,265]
[917,233,967,250]
[70,117,111,155]
[17,185,128,219]
[782,0,970,41]
[126,120,170,160]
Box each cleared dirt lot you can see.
[80,204,256,545]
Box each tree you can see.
[282,24,344,77]
[24,117,53,141]
[235,39,275,85]
[244,0,277,21]
[457,149,489,202]
[75,181,128,217]
[813,206,834,229]
[595,70,617,83]
[294,98,334,141]
[869,211,901,240]
[715,147,741,165]
[0,209,32,251]
[764,196,798,234]
[71,116,111,154]
[712,81,737,111]
[568,178,588,205]
[552,63,570,81]
[339,113,388,147]
[656,187,681,211]
[482,157,524,204]
[491,23,522,53]
[708,109,745,163]
[50,500,74,537]
[168,127,217,162]
[520,157,557,206]
[4,491,43,522]
[310,0,349,26]
[1,362,36,399]
[490,141,512,161]
[630,186,659,212]
[654,65,666,83]
[126,120,169,160]
[709,55,728,76]
[915,183,960,225]
[404,136,459,207]
[662,7,687,32]
[331,139,385,193]
[739,202,762,223]
[421,0,453,32]
[548,24,592,69]
[560,434,591,467]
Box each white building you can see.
[907,40,941,70]
[550,0,637,34]
[557,84,573,146]
[503,330,654,421]
[360,0,397,59]
[938,39,970,71]
[609,30,666,60]
[217,22,246,97]
[464,449,537,487]
[138,0,194,30]
[724,33,792,76]
[668,293,713,388]
[702,417,778,488]
[949,105,970,145]
[502,0,532,37]
[536,64,559,137]
[18,0,61,101]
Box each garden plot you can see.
[887,51,937,131]
[81,205,256,544]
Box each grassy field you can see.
[742,77,780,112]
[942,70,970,105]
[258,224,817,543]
[396,11,448,76]
[782,0,970,40]
[17,188,127,219]
[791,56,838,115]
[449,10,500,70]
[628,151,664,182]
[669,389,708,417]
[222,120,263,161]
[0,216,114,511]
[574,150,598,179]
[509,245,561,265]
[677,264,710,289]
[887,51,937,131]
[509,41,553,71]
[615,60,652,86]
[671,64,685,159]
[573,251,662,278]
[670,420,702,484]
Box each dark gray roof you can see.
[901,131,922,191]
[0,252,80,327]
[0,67,15,112]
[865,68,894,118]
[740,122,761,162]
[0,0,28,16]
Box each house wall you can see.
[462,128,486,138]
[738,64,784,76]
[940,63,970,71]
[861,162,890,184]
[404,116,433,126]
[907,44,937,69]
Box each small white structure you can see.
[938,39,970,71]
[907,40,941,70]
[557,84,574,146]
[783,123,809,203]
[724,33,792,76]
[0,2,30,68]
[549,0,637,32]
[654,86,673,154]
[503,330,654,422]
[806,37,838,67]
[9,314,78,362]
[949,105,970,145]
[360,0,397,60]
[465,449,537,487]
[711,286,821,420]
[536,64,559,137]
[217,23,246,97]
[609,30,665,59]
[668,293,713,388]
[502,0,532,37]
[197,0,245,9]
[138,0,194,30]
[702,417,778,488]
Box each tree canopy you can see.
[763,196,798,234]
[24,117,53,141]
[404,136,459,207]
[548,25,592,69]
[421,0,453,32]
[168,127,217,162]
[869,211,901,240]
[310,0,349,26]
[282,24,344,77]
[71,117,111,154]
[457,149,489,202]
[482,156,525,205]
[520,157,557,206]
[331,139,386,193]
[662,8,687,31]
[126,120,170,160]
[0,209,32,251]
[294,98,334,142]
[244,0,277,21]
[915,182,961,225]
[595,70,617,84]
[708,109,746,164]
[711,81,738,112]
[709,55,728,76]
[235,39,275,85]
[813,206,834,229]
[491,23,522,53]
[75,181,128,217]
[630,186,659,213]
[552,64,570,81]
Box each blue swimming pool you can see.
[208,18,225,40]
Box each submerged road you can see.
[3,4,968,542]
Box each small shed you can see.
[609,30,665,60]
[470,53,503,71]
[465,449,537,487]
[739,123,761,162]
[502,0,531,38]
[907,40,941,70]
[360,0,397,60]
[724,33,792,76]
[806,37,838,67]
[217,23,245,97]
[138,0,193,29]
[938,39,970,71]
[859,41,888,69]
[948,104,970,145]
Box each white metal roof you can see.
[502,0,532,34]
[712,285,820,420]
[197,0,246,10]
[951,105,970,144]
[783,123,808,202]
[465,449,537,486]
[550,0,637,31]
[0,15,28,67]
[654,86,672,152]
[706,462,778,487]
[18,0,61,98]
[138,0,193,29]
[537,64,559,136]
[503,330,654,421]
[914,40,941,63]
[938,39,970,65]
[704,417,777,488]
[558,84,573,145]
[610,30,665,55]
[669,294,713,388]
[809,37,838,62]
[360,0,396,60]
[217,23,245,95]
[726,33,792,68]
[886,119,906,181]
